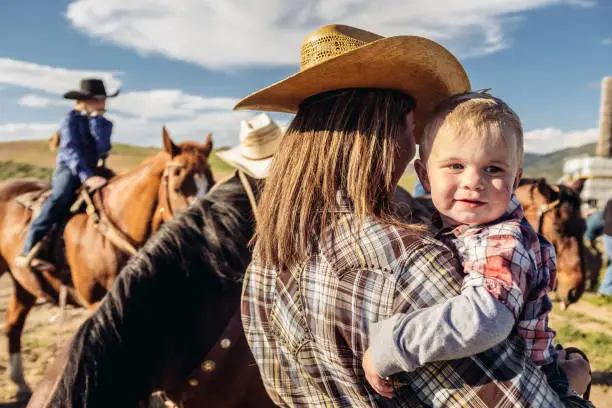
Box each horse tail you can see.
[0,179,49,203]
[0,179,49,281]
[0,254,7,280]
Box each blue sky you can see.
[0,0,609,153]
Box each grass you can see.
[0,160,52,181]
[398,173,417,193]
[583,294,612,307]
[0,144,235,182]
[554,325,612,371]
[554,308,603,326]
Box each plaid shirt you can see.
[242,196,568,407]
[437,195,557,366]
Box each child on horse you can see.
[14,78,119,270]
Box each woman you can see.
[238,24,587,407]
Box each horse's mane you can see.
[518,177,581,208]
[49,174,257,407]
[104,151,167,185]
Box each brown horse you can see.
[515,178,586,309]
[0,128,215,399]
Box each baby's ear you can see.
[513,168,524,190]
[414,159,431,193]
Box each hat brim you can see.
[63,88,121,100]
[233,36,470,143]
[216,147,272,180]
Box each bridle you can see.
[157,160,212,223]
[535,194,561,234]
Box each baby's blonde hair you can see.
[419,91,523,166]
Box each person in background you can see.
[14,78,118,269]
[599,198,612,297]
[585,209,604,245]
[412,178,427,197]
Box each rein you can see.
[535,198,561,233]
[157,171,260,408]
[74,160,209,255]
[528,183,562,234]
[158,160,209,223]
[158,161,186,222]
[75,188,139,255]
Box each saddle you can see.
[14,167,135,276]
[14,186,91,278]
[15,187,53,218]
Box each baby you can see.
[363,92,590,400]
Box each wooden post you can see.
[596,77,612,157]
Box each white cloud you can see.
[18,94,72,108]
[0,58,121,95]
[602,38,612,46]
[99,111,257,147]
[524,127,598,153]
[0,123,58,141]
[109,90,238,119]
[563,0,596,6]
[17,89,239,120]
[65,0,589,69]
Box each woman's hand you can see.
[362,348,394,399]
[557,349,591,396]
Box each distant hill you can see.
[522,142,597,182]
[0,140,234,176]
[0,139,601,188]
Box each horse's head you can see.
[158,127,215,220]
[516,178,586,309]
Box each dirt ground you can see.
[0,272,610,407]
[0,274,88,407]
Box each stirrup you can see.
[14,255,29,269]
[30,258,57,274]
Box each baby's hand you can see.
[362,348,394,399]
[557,349,591,396]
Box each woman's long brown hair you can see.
[255,88,417,269]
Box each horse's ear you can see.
[564,178,586,195]
[163,126,180,158]
[536,179,557,202]
[201,133,213,157]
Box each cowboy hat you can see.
[216,113,283,179]
[63,78,120,100]
[234,24,470,142]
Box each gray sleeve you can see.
[369,286,515,377]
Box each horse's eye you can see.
[174,168,181,177]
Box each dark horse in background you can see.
[26,182,431,408]
[515,178,587,309]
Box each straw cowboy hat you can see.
[63,78,120,100]
[234,24,471,142]
[216,113,283,179]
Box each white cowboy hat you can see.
[234,24,471,143]
[216,113,283,179]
